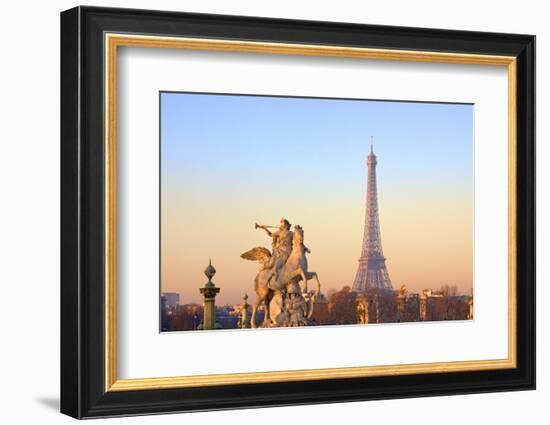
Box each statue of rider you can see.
[260,218,293,288]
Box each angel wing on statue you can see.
[240,247,272,265]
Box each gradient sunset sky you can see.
[160,92,473,305]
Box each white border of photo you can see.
[116,46,508,379]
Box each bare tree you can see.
[327,286,358,324]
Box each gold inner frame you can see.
[104,33,517,392]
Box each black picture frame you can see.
[60,5,535,419]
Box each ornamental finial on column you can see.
[204,259,216,281]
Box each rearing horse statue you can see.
[241,225,321,328]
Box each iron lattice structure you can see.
[352,142,393,291]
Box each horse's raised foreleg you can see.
[298,268,308,293]
[306,271,321,297]
[305,271,321,318]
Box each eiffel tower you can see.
[352,138,393,292]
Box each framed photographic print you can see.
[60,6,535,419]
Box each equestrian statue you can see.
[241,218,321,328]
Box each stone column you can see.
[397,286,406,322]
[199,260,220,330]
[419,289,428,321]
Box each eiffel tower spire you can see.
[352,138,393,291]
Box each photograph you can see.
[159,92,474,332]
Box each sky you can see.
[160,92,473,305]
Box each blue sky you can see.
[160,92,473,304]
[161,92,472,196]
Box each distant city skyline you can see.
[161,92,473,305]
